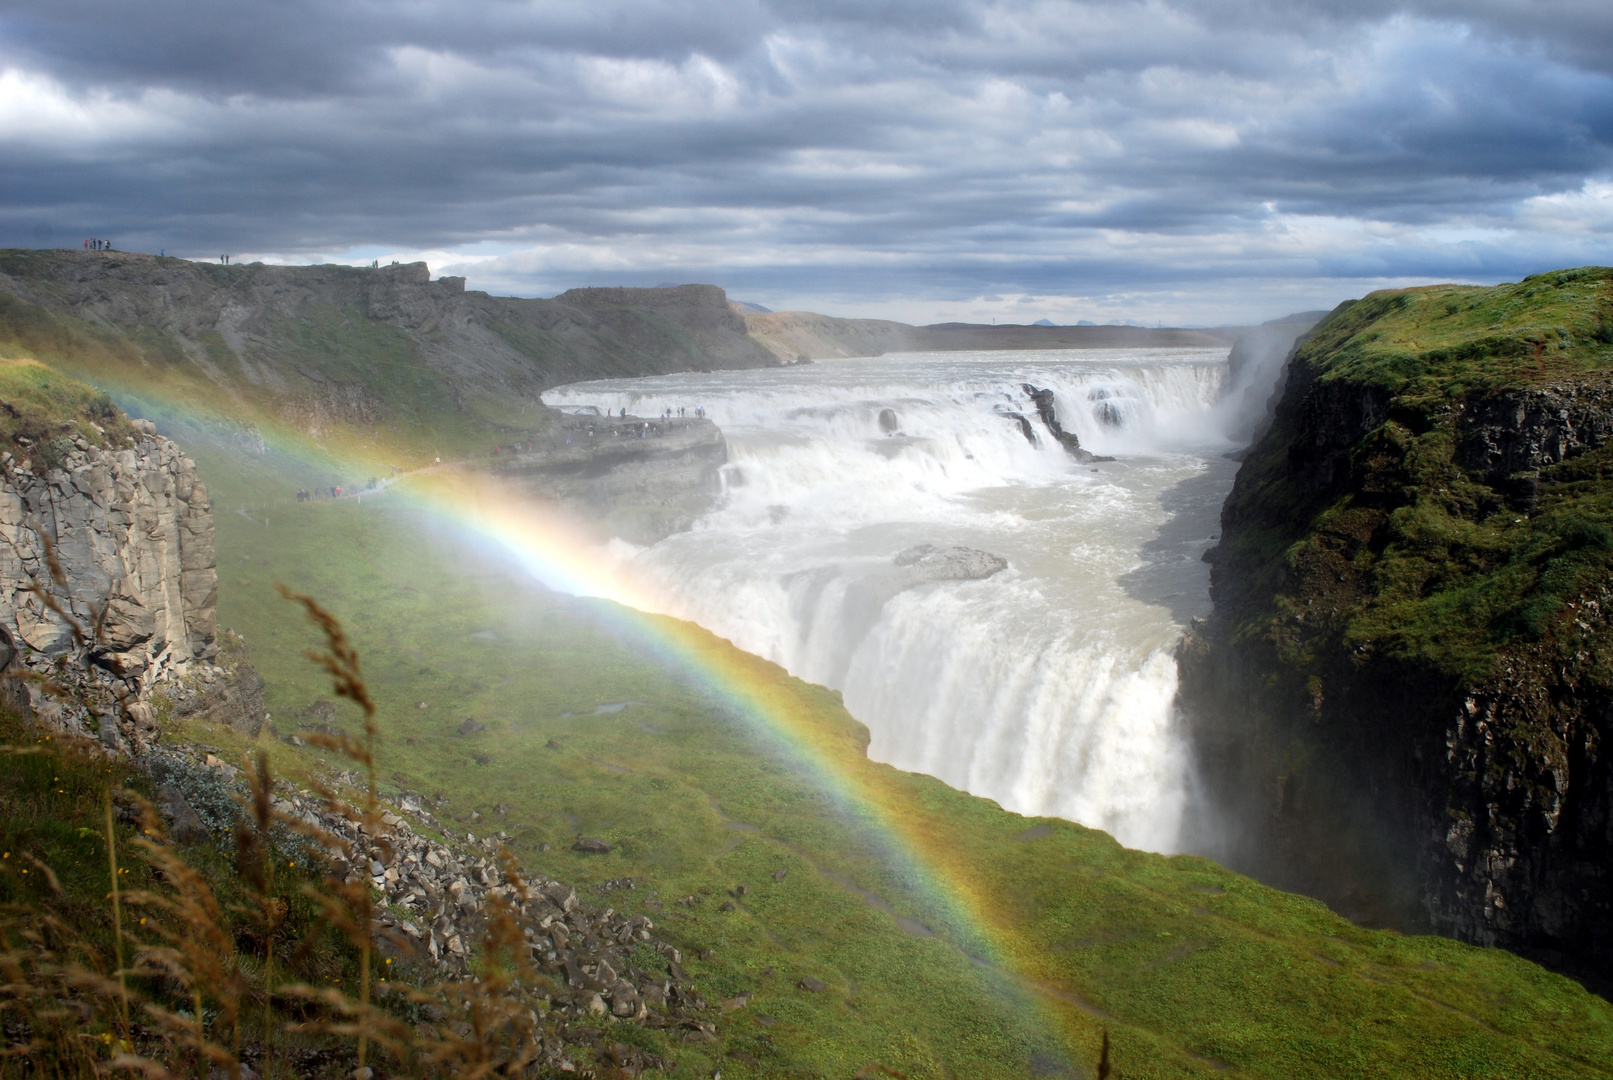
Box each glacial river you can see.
[544,348,1247,853]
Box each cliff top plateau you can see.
[0,249,777,468]
[743,307,1238,363]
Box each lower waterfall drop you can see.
[545,347,1242,853]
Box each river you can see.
[543,347,1245,853]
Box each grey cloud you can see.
[1,1,1611,318]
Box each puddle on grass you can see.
[560,701,646,717]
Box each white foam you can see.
[545,348,1241,852]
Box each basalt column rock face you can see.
[0,423,217,745]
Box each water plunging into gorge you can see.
[544,347,1245,853]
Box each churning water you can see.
[544,348,1245,853]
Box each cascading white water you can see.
[544,348,1242,853]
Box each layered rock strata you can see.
[1021,383,1111,462]
[0,421,217,751]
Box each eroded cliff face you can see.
[1179,270,1613,982]
[0,420,218,751]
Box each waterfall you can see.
[544,347,1238,852]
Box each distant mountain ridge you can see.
[742,307,1237,362]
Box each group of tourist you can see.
[83,238,112,251]
[294,477,380,501]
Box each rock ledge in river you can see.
[894,544,1007,583]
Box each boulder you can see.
[573,836,613,854]
[157,784,209,844]
[893,544,1007,584]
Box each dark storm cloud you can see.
[1,0,1611,320]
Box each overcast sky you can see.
[2,1,1611,324]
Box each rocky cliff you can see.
[0,250,778,456]
[1179,268,1613,982]
[0,363,218,752]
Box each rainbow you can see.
[386,467,1100,1064]
[26,358,1100,1065]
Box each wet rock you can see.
[878,408,900,434]
[893,544,1007,584]
[1021,382,1112,462]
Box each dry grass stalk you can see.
[122,799,250,1079]
[276,584,383,1071]
[0,587,671,1078]
[104,789,132,1052]
[237,750,284,1069]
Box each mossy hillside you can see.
[0,286,550,499]
[173,486,1613,1079]
[0,357,138,469]
[1216,267,1613,684]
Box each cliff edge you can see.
[0,359,217,752]
[0,250,777,458]
[1179,267,1613,982]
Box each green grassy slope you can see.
[3,256,1612,1075]
[173,489,1613,1079]
[1216,266,1613,683]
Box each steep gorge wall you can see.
[1179,272,1613,981]
[0,421,218,751]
